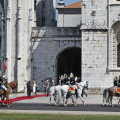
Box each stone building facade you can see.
[0,0,120,92]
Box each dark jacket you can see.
[70,77,75,85]
[0,77,3,85]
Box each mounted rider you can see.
[0,73,7,94]
[114,76,118,87]
[63,74,69,85]
[69,73,78,98]
[61,75,65,85]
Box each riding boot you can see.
[81,90,83,97]
[75,89,78,99]
[3,89,6,96]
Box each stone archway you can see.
[57,47,81,83]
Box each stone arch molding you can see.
[55,46,82,63]
[109,21,120,69]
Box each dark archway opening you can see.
[57,47,81,84]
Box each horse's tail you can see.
[58,88,61,104]
[103,88,110,106]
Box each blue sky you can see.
[56,0,80,6]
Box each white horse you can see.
[49,85,62,106]
[76,81,88,106]
[60,84,77,106]
[59,81,88,107]
[49,81,88,107]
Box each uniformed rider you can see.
[63,74,69,85]
[70,73,78,98]
[0,74,7,94]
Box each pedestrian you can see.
[51,77,55,86]
[27,81,31,97]
[32,81,37,96]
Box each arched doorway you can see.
[57,47,81,83]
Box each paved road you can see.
[0,93,120,114]
[0,103,120,113]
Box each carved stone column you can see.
[6,0,11,83]
[17,0,22,91]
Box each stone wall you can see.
[32,27,81,90]
[82,0,120,91]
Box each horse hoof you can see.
[64,104,67,107]
[75,104,77,107]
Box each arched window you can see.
[117,30,120,67]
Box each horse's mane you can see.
[8,81,17,89]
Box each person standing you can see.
[27,81,31,97]
[33,81,37,96]
[46,80,50,96]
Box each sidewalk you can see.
[9,92,119,105]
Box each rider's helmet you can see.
[75,77,78,82]
[61,75,64,80]
[70,73,74,78]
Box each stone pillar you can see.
[17,0,23,92]
[26,0,33,92]
[1,11,5,74]
[6,0,12,83]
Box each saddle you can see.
[68,85,75,92]
[116,87,120,93]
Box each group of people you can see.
[59,73,87,98]
[114,75,120,87]
[27,80,37,97]
[44,78,55,96]
[59,73,79,86]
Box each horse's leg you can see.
[54,91,57,106]
[117,98,120,107]
[72,95,77,107]
[109,96,113,107]
[78,94,85,106]
[64,93,68,107]
[74,95,77,107]
[6,90,10,107]
[1,96,4,107]
[102,90,105,106]
[49,94,51,104]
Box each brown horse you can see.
[104,87,120,106]
[0,81,17,107]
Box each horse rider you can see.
[0,74,7,94]
[118,75,120,87]
[63,74,69,85]
[113,76,118,87]
[61,75,65,85]
[70,73,78,98]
